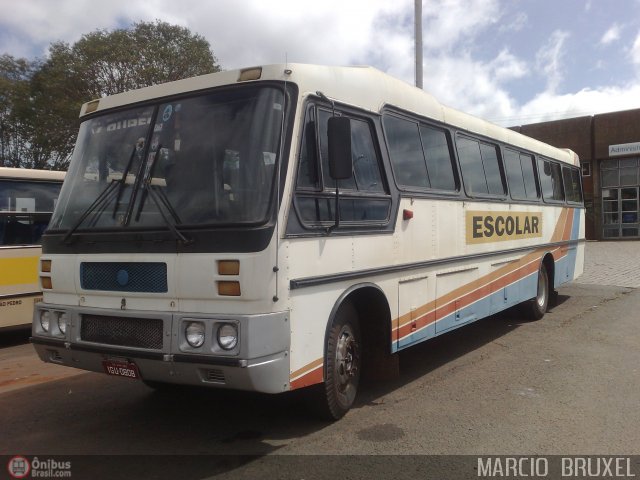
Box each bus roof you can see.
[79,63,578,166]
[0,167,65,182]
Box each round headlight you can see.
[58,312,69,335]
[40,310,51,332]
[217,323,238,350]
[185,321,205,348]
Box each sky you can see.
[2,0,640,127]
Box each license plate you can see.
[102,359,140,380]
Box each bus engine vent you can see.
[81,315,164,349]
[80,262,168,293]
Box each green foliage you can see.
[0,54,38,168]
[0,20,220,170]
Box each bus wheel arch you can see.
[313,283,396,420]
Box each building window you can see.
[581,161,591,177]
[601,157,640,239]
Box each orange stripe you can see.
[291,209,573,390]
[396,253,541,340]
[290,363,323,390]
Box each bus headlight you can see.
[185,321,205,348]
[217,323,238,350]
[40,310,51,332]
[57,312,69,335]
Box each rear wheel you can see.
[311,302,361,420]
[523,263,549,320]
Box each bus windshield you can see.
[50,85,287,233]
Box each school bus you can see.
[31,64,584,419]
[1,167,64,329]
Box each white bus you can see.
[31,64,584,419]
[1,167,64,329]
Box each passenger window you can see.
[420,125,456,191]
[297,108,320,190]
[538,159,565,202]
[520,153,539,200]
[456,136,505,196]
[383,114,457,193]
[295,106,391,227]
[505,149,539,201]
[562,166,583,203]
[383,115,429,189]
[351,119,385,193]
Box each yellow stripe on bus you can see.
[0,256,39,286]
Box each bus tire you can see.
[313,301,361,420]
[523,263,549,321]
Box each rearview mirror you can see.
[327,116,352,180]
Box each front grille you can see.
[80,262,168,293]
[81,315,163,349]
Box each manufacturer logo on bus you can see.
[466,211,542,244]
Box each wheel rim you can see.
[536,266,548,308]
[334,325,359,394]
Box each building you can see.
[511,108,640,240]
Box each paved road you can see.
[575,241,640,288]
[1,241,639,479]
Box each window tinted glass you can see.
[563,166,583,203]
[295,106,390,228]
[504,150,538,200]
[539,159,565,201]
[0,180,62,246]
[351,119,385,193]
[480,143,505,195]
[520,153,539,199]
[457,137,488,195]
[297,108,319,189]
[505,149,526,199]
[420,125,456,191]
[383,115,429,189]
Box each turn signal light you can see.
[41,259,52,273]
[218,260,240,276]
[41,276,53,289]
[218,281,241,296]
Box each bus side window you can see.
[295,106,391,226]
[350,119,385,193]
[383,115,430,190]
[456,135,505,197]
[563,165,583,204]
[296,108,320,190]
[505,149,539,201]
[539,159,565,202]
[420,125,457,192]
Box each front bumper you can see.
[31,304,291,394]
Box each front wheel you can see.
[311,302,361,420]
[522,263,549,321]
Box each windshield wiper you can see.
[61,145,139,245]
[111,144,138,219]
[132,145,192,245]
[61,179,120,245]
[144,185,192,245]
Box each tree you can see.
[0,54,36,167]
[9,20,221,170]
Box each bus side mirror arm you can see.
[326,116,352,235]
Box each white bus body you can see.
[31,64,584,419]
[1,167,64,329]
